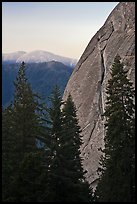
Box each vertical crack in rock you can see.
[99,50,106,116]
[81,33,110,153]
[97,21,114,117]
[97,49,106,117]
[100,51,105,85]
[97,23,114,116]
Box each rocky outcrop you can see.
[63,2,135,188]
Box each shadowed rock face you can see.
[63,2,135,188]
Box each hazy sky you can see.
[2,2,118,59]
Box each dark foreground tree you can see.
[61,94,93,202]
[13,61,46,155]
[2,62,49,201]
[11,150,50,202]
[95,55,135,202]
[47,88,93,202]
[2,104,16,201]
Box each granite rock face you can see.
[63,2,135,188]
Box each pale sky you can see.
[2,2,119,59]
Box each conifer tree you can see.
[47,89,93,202]
[12,62,49,201]
[2,62,49,201]
[61,94,93,202]
[95,55,135,202]
[13,62,41,155]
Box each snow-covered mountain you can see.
[2,50,77,67]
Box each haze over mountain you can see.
[2,50,76,107]
[2,51,26,63]
[2,50,77,67]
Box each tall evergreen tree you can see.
[61,94,93,202]
[2,62,49,201]
[13,61,41,155]
[47,89,93,202]
[95,55,135,202]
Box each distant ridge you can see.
[2,50,77,67]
